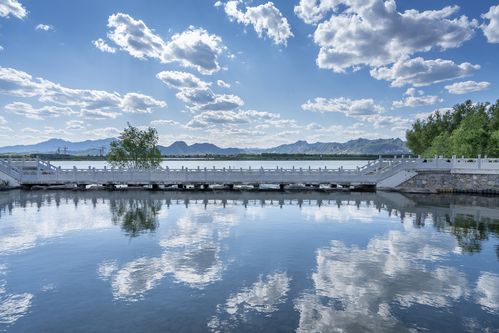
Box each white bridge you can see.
[1,156,499,190]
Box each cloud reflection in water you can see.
[294,223,471,332]
[98,207,239,301]
[208,272,291,332]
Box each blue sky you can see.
[0,0,498,147]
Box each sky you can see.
[0,0,498,148]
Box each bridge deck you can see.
[1,157,498,189]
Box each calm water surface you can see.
[0,190,498,332]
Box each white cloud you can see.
[65,120,86,130]
[392,88,442,108]
[0,116,6,125]
[186,109,278,129]
[5,102,75,120]
[444,81,491,95]
[214,1,223,8]
[80,109,120,120]
[481,5,499,43]
[294,0,335,25]
[156,71,210,90]
[150,119,180,126]
[224,1,293,45]
[302,97,384,116]
[195,94,244,112]
[92,38,116,53]
[120,92,167,113]
[216,79,231,88]
[0,0,27,19]
[299,0,477,72]
[107,13,225,74]
[35,24,53,31]
[156,71,244,112]
[0,66,166,117]
[87,127,121,139]
[370,57,480,87]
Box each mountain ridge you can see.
[0,138,410,155]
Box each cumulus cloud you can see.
[92,38,116,53]
[0,0,27,19]
[150,119,180,126]
[156,70,243,112]
[5,102,75,120]
[156,71,210,90]
[186,109,278,129]
[444,81,491,95]
[120,92,167,113]
[370,57,480,87]
[302,97,384,116]
[294,0,335,25]
[297,0,477,72]
[224,1,293,45]
[65,120,86,130]
[106,13,225,74]
[0,66,166,117]
[392,88,442,109]
[216,79,231,88]
[0,116,6,125]
[35,24,53,31]
[481,5,499,43]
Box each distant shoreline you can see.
[0,153,410,161]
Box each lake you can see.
[0,190,498,332]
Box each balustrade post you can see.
[478,155,481,169]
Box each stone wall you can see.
[396,171,499,194]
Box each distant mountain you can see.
[158,141,244,155]
[0,138,410,155]
[261,138,409,155]
[0,138,116,155]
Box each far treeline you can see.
[406,100,499,158]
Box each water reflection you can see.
[98,205,239,300]
[475,272,499,313]
[208,272,291,332]
[294,225,469,332]
[110,198,162,237]
[0,264,33,327]
[0,190,498,331]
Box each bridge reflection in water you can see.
[1,190,498,256]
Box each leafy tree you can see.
[406,100,499,157]
[108,123,162,169]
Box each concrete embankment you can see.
[393,171,499,194]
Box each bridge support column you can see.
[104,183,116,191]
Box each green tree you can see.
[406,100,499,157]
[108,123,162,169]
